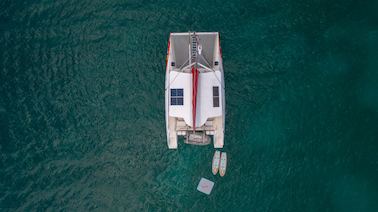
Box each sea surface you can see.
[1,0,378,211]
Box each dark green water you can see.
[1,0,378,211]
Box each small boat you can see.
[165,32,225,149]
[212,150,221,175]
[219,152,227,177]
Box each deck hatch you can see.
[171,88,184,105]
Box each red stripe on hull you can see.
[165,36,171,70]
[192,67,199,130]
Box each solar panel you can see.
[177,97,183,105]
[213,97,219,107]
[170,89,184,105]
[177,89,183,96]
[171,97,177,105]
[213,86,219,96]
[171,89,177,97]
[213,87,219,107]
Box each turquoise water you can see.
[1,0,378,211]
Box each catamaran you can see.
[165,32,225,149]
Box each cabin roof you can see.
[168,70,223,127]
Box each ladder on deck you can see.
[190,32,198,64]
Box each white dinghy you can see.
[165,32,225,149]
